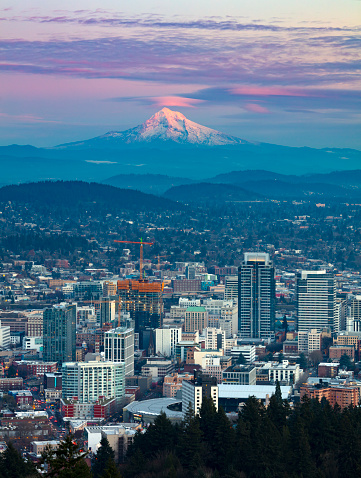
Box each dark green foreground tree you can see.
[0,442,39,478]
[41,435,91,478]
[122,393,361,478]
[92,436,121,478]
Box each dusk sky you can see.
[1,1,360,148]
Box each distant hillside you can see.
[163,182,261,204]
[208,170,290,184]
[208,169,361,189]
[240,180,355,199]
[103,173,195,195]
[0,181,180,211]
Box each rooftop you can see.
[124,397,182,419]
[218,384,292,400]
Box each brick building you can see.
[300,384,359,409]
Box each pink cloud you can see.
[149,96,204,108]
[244,103,270,114]
[230,86,311,97]
[0,112,60,123]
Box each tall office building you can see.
[238,253,275,339]
[296,270,336,332]
[103,281,117,297]
[182,372,218,417]
[184,307,208,333]
[117,280,163,334]
[100,297,116,327]
[104,326,134,376]
[43,304,76,364]
[224,276,238,301]
[62,357,125,403]
[155,327,182,357]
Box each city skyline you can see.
[0,1,360,148]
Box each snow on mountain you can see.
[57,108,246,148]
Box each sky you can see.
[0,0,360,148]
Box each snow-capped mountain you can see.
[57,108,247,148]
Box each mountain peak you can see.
[57,108,247,148]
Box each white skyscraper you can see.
[104,326,134,376]
[155,327,182,357]
[296,270,336,332]
[62,358,125,403]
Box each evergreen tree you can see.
[100,458,122,478]
[177,405,203,471]
[0,442,39,478]
[92,437,115,478]
[41,435,91,478]
[299,353,308,369]
[143,412,176,457]
[339,353,352,370]
[267,381,287,431]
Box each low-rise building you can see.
[298,329,321,354]
[218,384,292,412]
[31,440,60,455]
[0,378,23,391]
[230,345,256,363]
[163,373,193,398]
[222,365,257,385]
[14,360,57,377]
[329,345,355,360]
[141,358,174,382]
[318,362,340,378]
[300,384,359,409]
[61,397,116,420]
[255,360,301,385]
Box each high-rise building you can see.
[0,320,11,349]
[238,253,275,339]
[346,295,361,331]
[103,281,117,297]
[43,305,76,364]
[104,326,134,376]
[224,276,238,301]
[186,266,196,280]
[117,280,163,333]
[62,357,125,403]
[100,297,116,327]
[296,270,336,332]
[155,327,182,357]
[182,372,218,417]
[204,327,225,350]
[24,311,43,337]
[184,307,208,333]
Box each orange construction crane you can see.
[157,255,169,270]
[114,238,154,280]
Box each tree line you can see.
[3,385,361,477]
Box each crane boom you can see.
[114,238,154,280]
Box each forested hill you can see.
[0,181,180,211]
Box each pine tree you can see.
[0,442,40,478]
[92,437,115,478]
[100,458,122,478]
[177,407,203,471]
[41,435,91,478]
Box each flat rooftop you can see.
[124,398,182,419]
